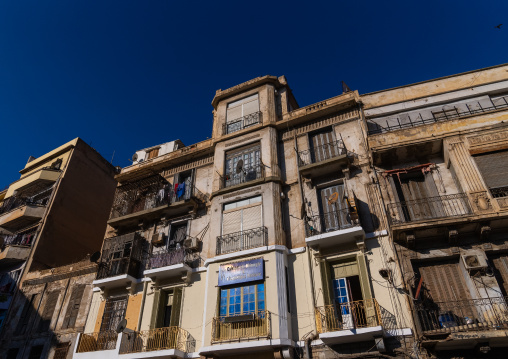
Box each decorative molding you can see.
[224,133,260,148]
[497,197,508,208]
[470,191,492,212]
[162,155,213,177]
[222,186,262,200]
[468,130,508,146]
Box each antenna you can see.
[235,159,244,174]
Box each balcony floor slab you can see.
[118,348,186,359]
[93,274,139,290]
[144,263,191,281]
[200,338,294,356]
[0,205,45,231]
[319,326,383,345]
[306,225,365,249]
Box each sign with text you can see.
[218,258,264,287]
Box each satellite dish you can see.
[235,159,244,174]
[90,251,101,263]
[116,319,127,333]
[328,192,339,204]
[132,153,138,162]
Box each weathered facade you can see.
[362,63,508,358]
[0,138,118,358]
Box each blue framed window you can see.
[333,278,350,315]
[219,283,265,317]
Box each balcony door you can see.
[100,296,127,349]
[224,144,261,187]
[318,183,349,232]
[331,261,365,330]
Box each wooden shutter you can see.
[242,204,262,230]
[357,254,373,300]
[223,209,242,235]
[310,129,338,162]
[320,261,333,306]
[150,290,161,329]
[242,95,259,116]
[15,293,39,335]
[62,284,85,329]
[490,254,508,296]
[169,287,182,327]
[39,291,60,332]
[226,102,242,122]
[474,151,508,189]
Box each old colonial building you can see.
[0,138,118,358]
[73,76,412,359]
[362,63,508,358]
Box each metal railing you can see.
[96,257,140,280]
[386,193,472,225]
[220,164,264,189]
[96,233,144,280]
[76,331,118,352]
[223,111,262,135]
[305,208,357,237]
[491,186,508,199]
[367,98,508,135]
[212,311,271,343]
[415,296,508,334]
[119,326,194,354]
[147,247,197,270]
[297,140,347,167]
[0,186,53,215]
[315,299,382,334]
[216,226,268,255]
[3,228,37,247]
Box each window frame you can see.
[218,282,266,318]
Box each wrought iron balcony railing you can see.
[2,228,37,247]
[315,299,382,334]
[491,186,508,199]
[119,326,195,354]
[219,164,264,190]
[305,208,358,237]
[223,111,262,135]
[386,193,472,225]
[297,140,347,167]
[76,331,118,352]
[147,247,199,270]
[212,310,271,343]
[415,296,508,334]
[367,98,508,135]
[0,186,53,215]
[216,226,268,255]
[96,233,144,280]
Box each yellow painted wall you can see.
[93,299,106,333]
[125,293,143,330]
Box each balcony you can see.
[7,167,61,194]
[219,164,264,190]
[144,247,199,280]
[212,310,271,343]
[108,176,207,228]
[223,111,262,135]
[0,228,37,264]
[0,188,52,231]
[216,226,268,255]
[315,299,383,344]
[119,326,195,356]
[386,193,472,226]
[305,208,364,249]
[297,140,348,178]
[94,233,144,289]
[76,331,119,353]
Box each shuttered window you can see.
[39,291,60,332]
[490,254,508,296]
[62,284,86,329]
[226,94,259,122]
[474,151,508,196]
[15,293,40,335]
[147,148,159,160]
[309,128,340,163]
[222,196,262,235]
[152,287,183,328]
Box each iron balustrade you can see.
[386,193,472,225]
[315,299,382,334]
[76,331,118,352]
[223,111,262,135]
[96,233,144,280]
[297,140,347,167]
[216,226,268,255]
[0,186,53,215]
[415,296,508,334]
[212,310,271,343]
[367,98,508,135]
[147,247,198,270]
[220,164,264,189]
[491,186,508,199]
[119,326,195,354]
[305,208,356,237]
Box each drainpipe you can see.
[136,280,149,331]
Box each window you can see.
[62,285,85,329]
[152,287,182,328]
[474,150,508,198]
[168,222,188,248]
[28,345,44,359]
[100,296,127,332]
[226,94,260,134]
[222,196,262,235]
[224,144,262,187]
[219,283,265,317]
[146,147,160,160]
[308,128,342,164]
[38,291,60,332]
[15,293,40,335]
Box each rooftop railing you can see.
[223,111,262,135]
[219,164,264,190]
[415,296,508,334]
[297,140,347,167]
[305,208,357,237]
[315,299,382,334]
[367,98,508,135]
[119,326,195,354]
[212,310,271,343]
[216,226,268,255]
[386,193,472,225]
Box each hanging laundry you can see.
[176,182,186,198]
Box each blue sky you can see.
[0,0,506,187]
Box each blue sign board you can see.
[218,258,264,287]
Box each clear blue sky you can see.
[0,0,506,187]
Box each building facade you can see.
[0,138,118,358]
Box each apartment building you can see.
[362,63,508,358]
[0,138,118,358]
[74,76,412,359]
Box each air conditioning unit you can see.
[462,254,488,271]
[183,237,199,250]
[151,233,166,246]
